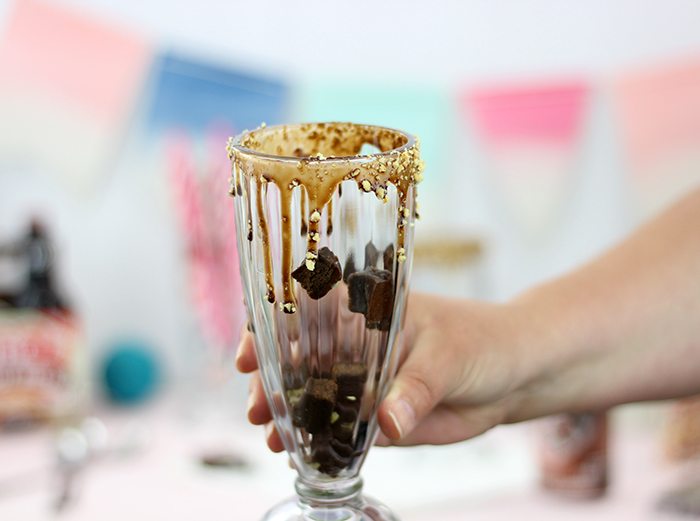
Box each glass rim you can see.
[229,122,417,164]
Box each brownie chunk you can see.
[343,254,356,284]
[383,244,395,272]
[364,241,379,268]
[293,378,337,434]
[334,400,359,424]
[330,437,355,459]
[347,267,394,330]
[311,431,353,476]
[292,246,342,299]
[332,363,368,399]
[332,421,355,443]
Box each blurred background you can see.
[1,0,700,519]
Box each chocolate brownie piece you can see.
[311,431,352,476]
[330,437,355,459]
[383,244,394,272]
[364,241,379,268]
[293,378,337,434]
[334,400,359,424]
[347,267,394,330]
[332,421,355,443]
[343,254,356,284]
[292,247,342,299]
[332,363,368,399]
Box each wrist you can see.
[501,283,600,422]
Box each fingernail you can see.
[388,399,415,439]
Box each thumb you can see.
[377,330,449,440]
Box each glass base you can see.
[262,478,400,521]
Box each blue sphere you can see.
[102,341,159,405]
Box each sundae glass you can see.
[227,122,423,520]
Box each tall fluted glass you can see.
[227,122,423,521]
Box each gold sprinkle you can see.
[346,395,357,402]
[309,231,320,242]
[402,207,410,218]
[310,210,321,223]
[281,302,296,314]
[305,251,317,271]
[361,179,372,192]
[349,168,360,178]
[288,179,300,190]
[397,248,406,263]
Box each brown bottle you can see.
[0,220,83,428]
[539,412,609,498]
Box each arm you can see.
[237,188,700,448]
[507,186,700,419]
[377,187,700,444]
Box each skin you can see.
[236,188,700,452]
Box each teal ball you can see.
[102,342,159,405]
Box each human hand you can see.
[236,293,539,450]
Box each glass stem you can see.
[295,476,364,520]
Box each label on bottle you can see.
[539,412,609,498]
[0,309,82,426]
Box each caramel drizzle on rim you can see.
[227,122,424,313]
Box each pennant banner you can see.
[613,59,700,219]
[143,52,289,138]
[463,81,589,240]
[299,81,450,230]
[0,0,152,193]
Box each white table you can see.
[0,400,689,520]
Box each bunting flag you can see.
[462,81,589,241]
[299,81,449,230]
[0,0,151,193]
[612,59,700,220]
[143,52,288,138]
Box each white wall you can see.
[47,0,700,82]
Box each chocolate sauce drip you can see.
[300,185,308,236]
[228,123,423,314]
[255,178,275,303]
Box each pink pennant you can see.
[612,58,700,219]
[613,58,700,171]
[461,80,589,240]
[0,0,150,127]
[465,81,589,149]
